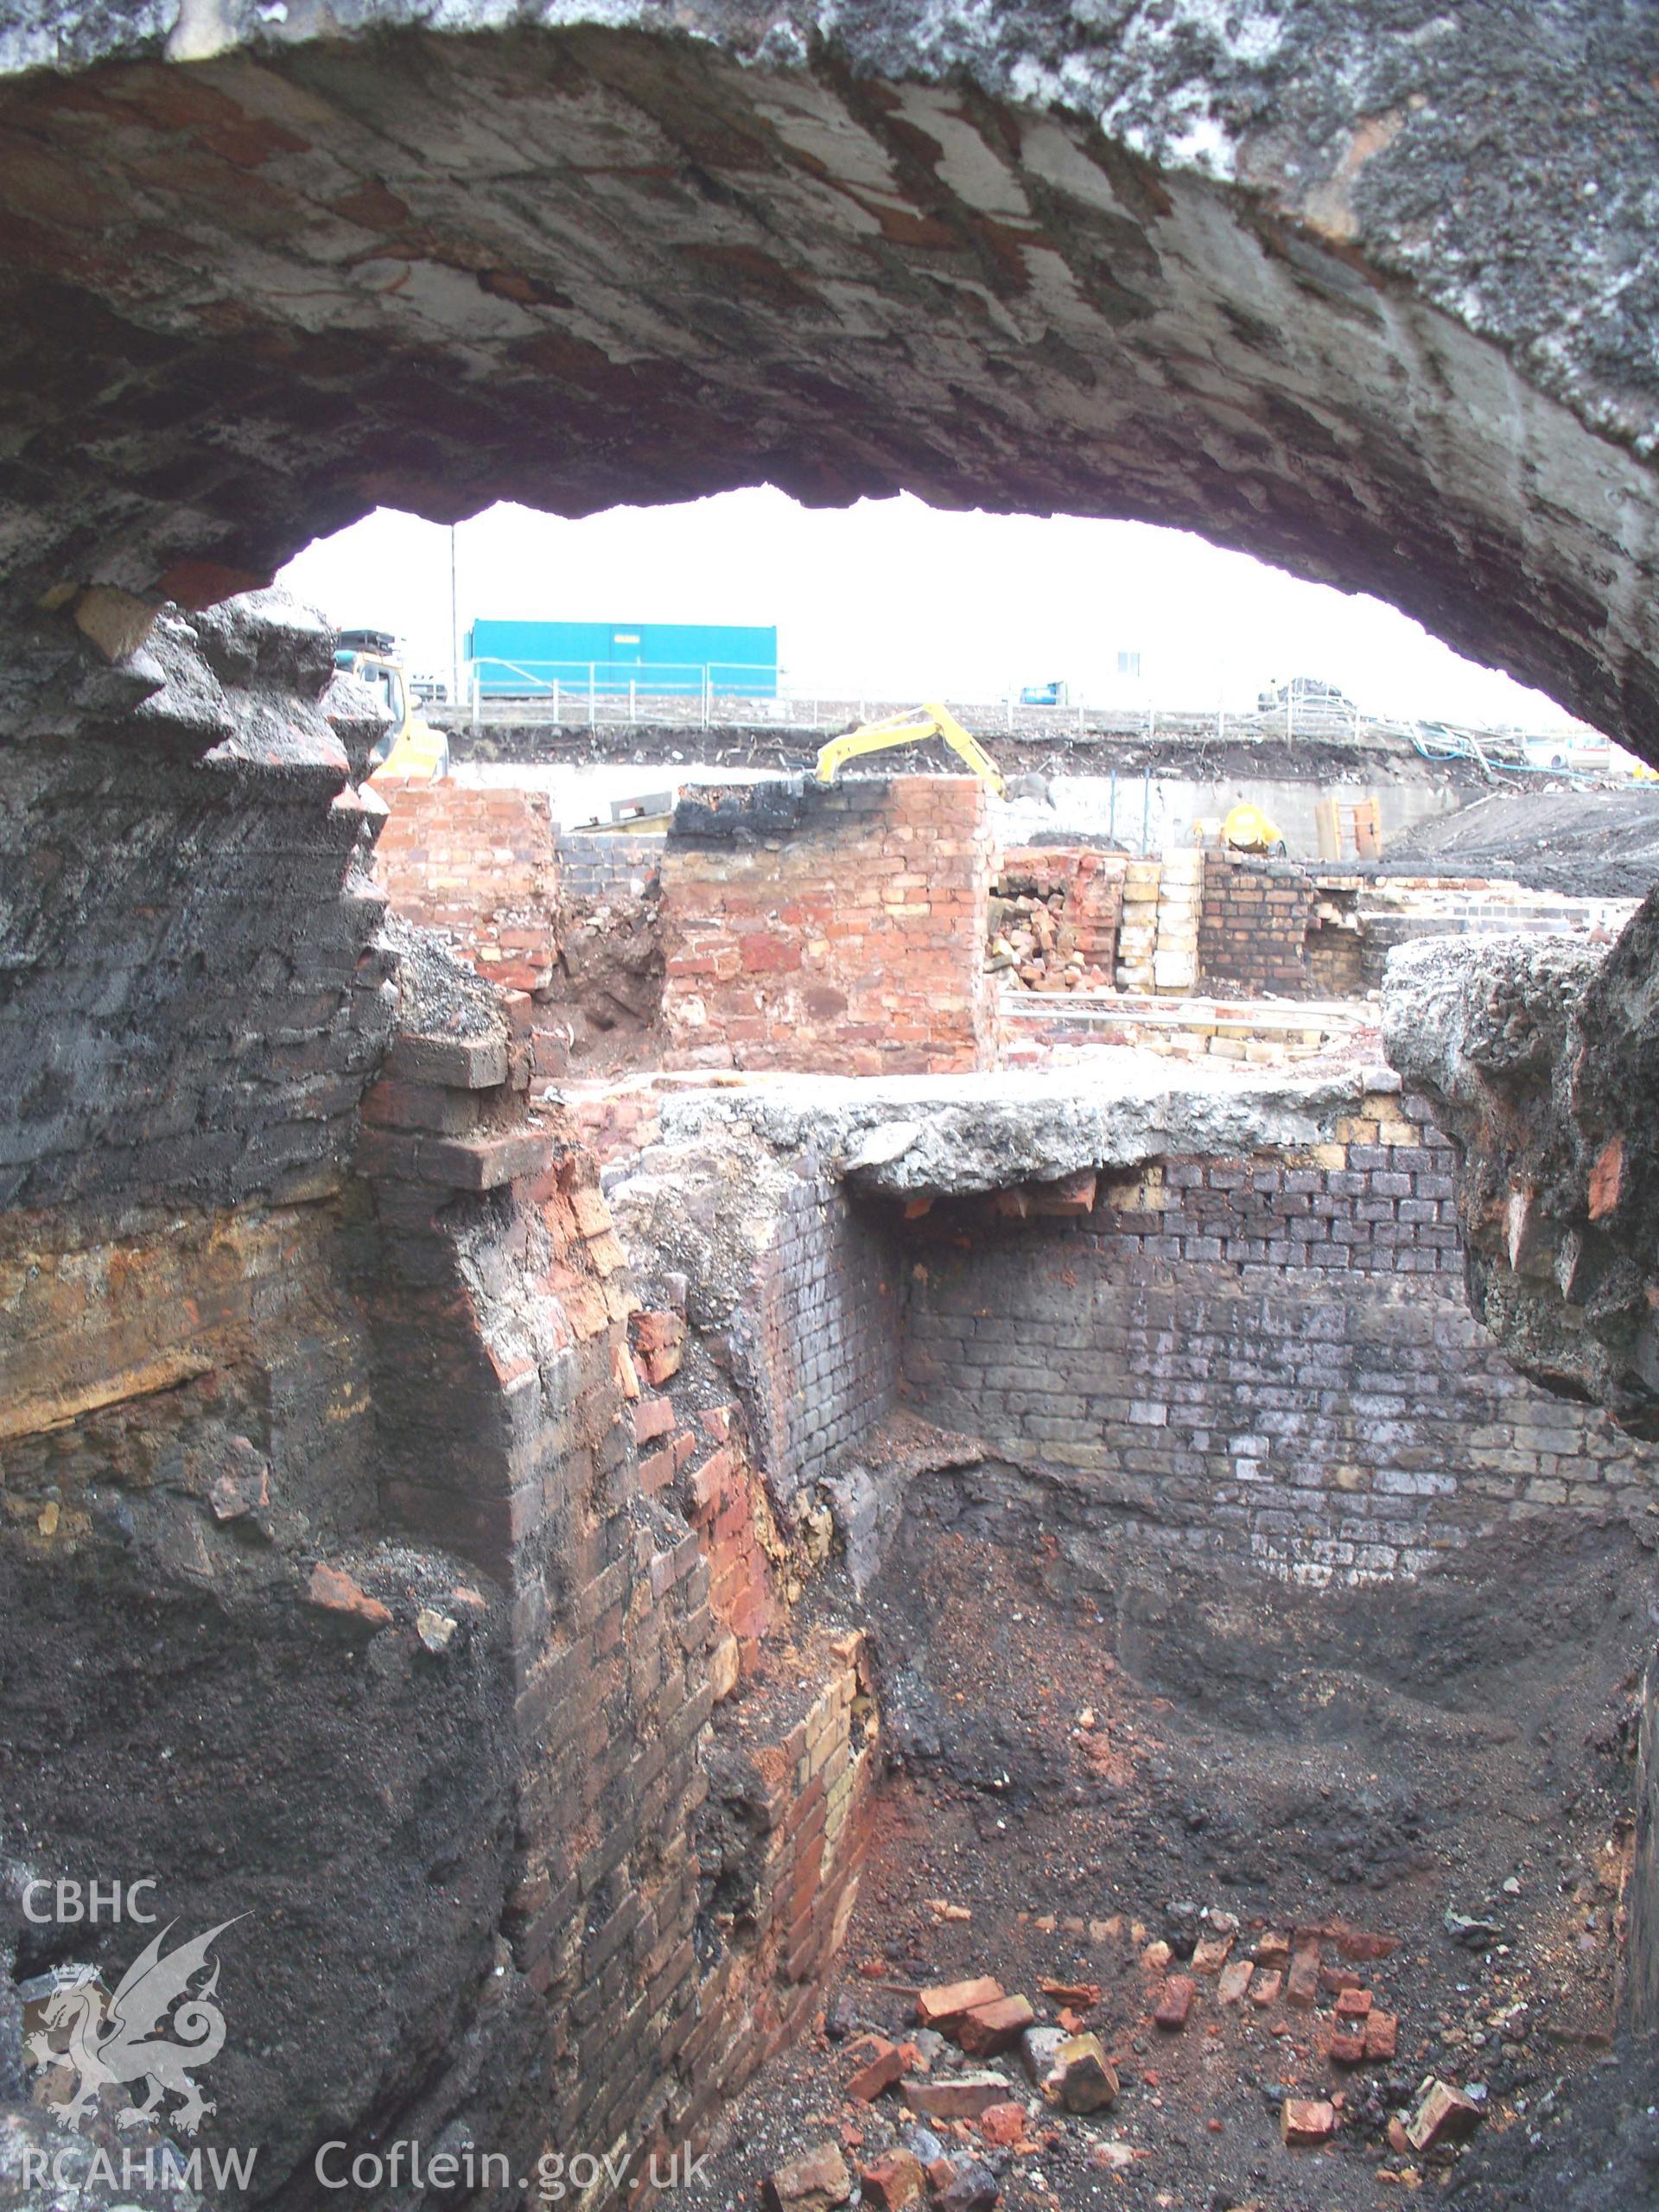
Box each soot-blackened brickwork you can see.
[3,747,391,1211]
[0,601,397,1215]
[1198,849,1316,996]
[556,830,664,906]
[754,1162,902,1507]
[901,1094,1658,1586]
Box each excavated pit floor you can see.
[690,1467,1654,2210]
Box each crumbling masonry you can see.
[3,8,1659,2212]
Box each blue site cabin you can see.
[467,619,779,697]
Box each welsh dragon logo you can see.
[27,1919,244,2138]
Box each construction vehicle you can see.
[814,703,1007,797]
[335,628,450,781]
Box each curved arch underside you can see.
[0,5,1656,752]
[4,15,1659,2178]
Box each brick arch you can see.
[2,8,1657,753]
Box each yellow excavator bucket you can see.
[814,703,1006,798]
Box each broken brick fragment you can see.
[763,2142,853,2211]
[1026,1167,1098,1215]
[210,1463,270,1520]
[1405,2079,1481,2152]
[306,1562,391,1628]
[1154,1977,1196,2031]
[1588,1133,1625,1221]
[859,2152,924,2210]
[1363,2010,1400,2062]
[1018,2025,1067,2090]
[917,1977,1003,2031]
[1217,1961,1254,2005]
[1334,1987,1374,2018]
[976,2102,1027,2147]
[632,1395,675,1444]
[1038,1978,1100,2006]
[1285,1944,1322,2010]
[902,2074,1016,2121]
[1332,1924,1398,1964]
[709,1631,741,1702]
[1249,1971,1283,2007]
[629,1306,686,1384]
[1191,1933,1234,1974]
[1048,2034,1118,2113]
[1281,2098,1338,2147]
[957,1995,1034,2057]
[845,2040,906,2102]
[1328,2025,1366,2065]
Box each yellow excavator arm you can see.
[814,703,1007,798]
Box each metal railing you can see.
[467,657,779,721]
[435,668,1594,769]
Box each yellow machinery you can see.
[1220,800,1287,855]
[1194,802,1287,856]
[814,703,1007,797]
[335,630,451,781]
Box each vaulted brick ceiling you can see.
[1,3,1657,751]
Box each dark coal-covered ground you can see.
[442,718,1495,794]
[689,1486,1657,2212]
[1382,790,1659,899]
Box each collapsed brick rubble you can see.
[3,616,1656,2212]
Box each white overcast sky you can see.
[279,488,1575,730]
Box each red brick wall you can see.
[355,1023,877,2190]
[374,781,558,995]
[659,777,995,1075]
